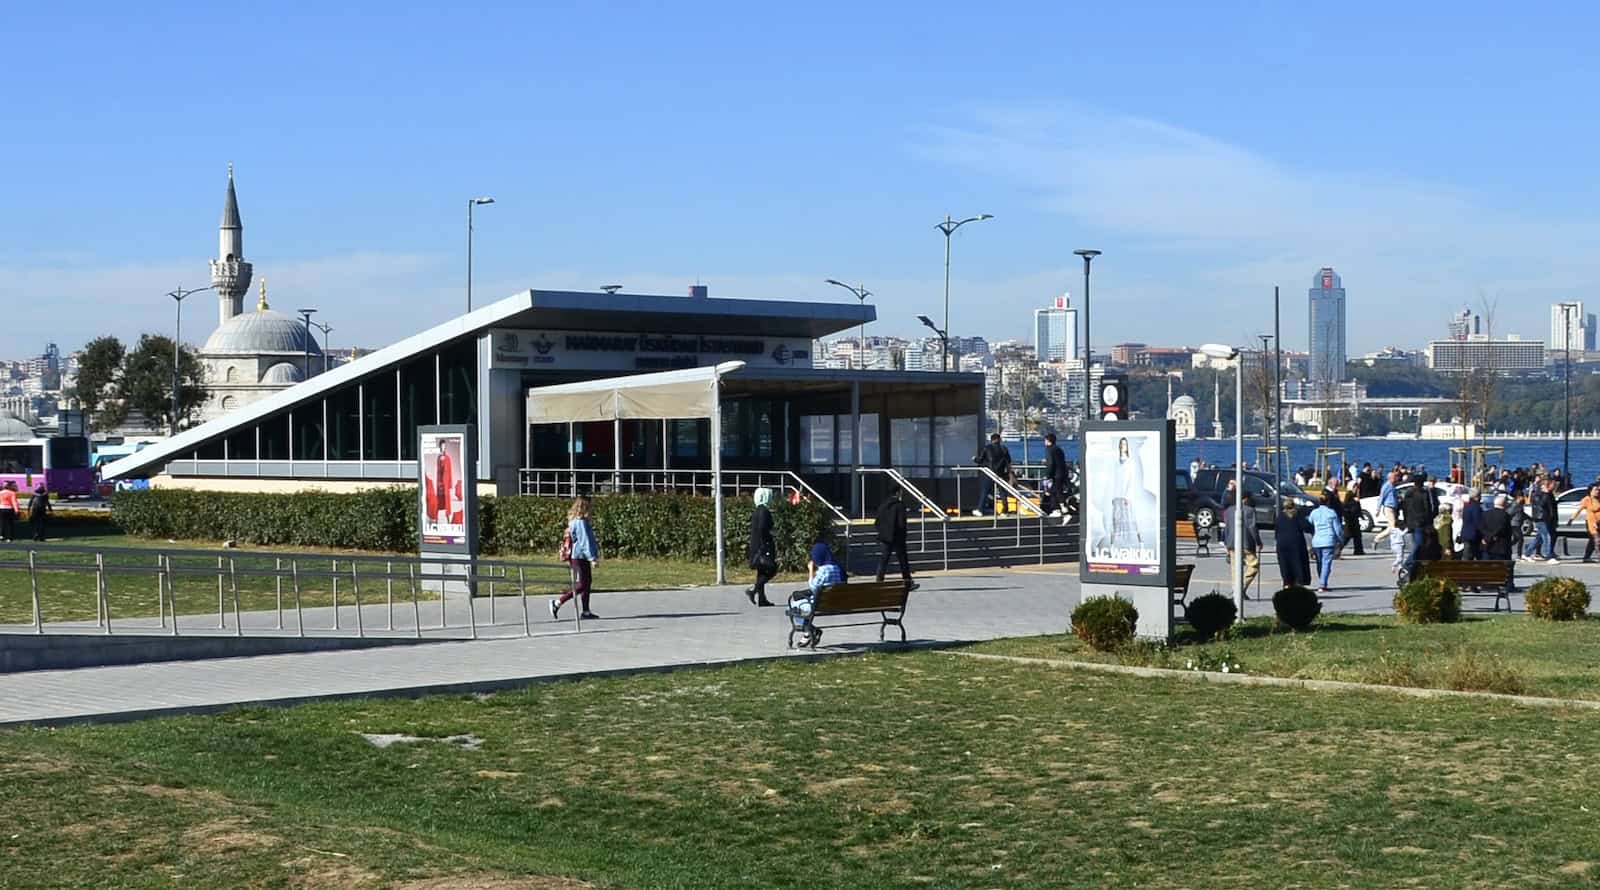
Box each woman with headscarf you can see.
[1274,497,1312,589]
[745,487,778,607]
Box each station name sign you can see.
[489,328,811,372]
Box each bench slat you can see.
[813,583,909,615]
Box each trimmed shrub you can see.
[1185,592,1237,640]
[111,488,836,572]
[1070,596,1138,651]
[1524,576,1591,622]
[1272,585,1322,631]
[1393,577,1461,624]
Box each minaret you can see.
[209,163,253,325]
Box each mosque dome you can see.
[260,362,305,384]
[203,309,321,355]
[1168,395,1197,416]
[0,412,34,441]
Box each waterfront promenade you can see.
[1,548,1592,727]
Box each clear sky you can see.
[4,2,1597,357]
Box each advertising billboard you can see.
[1078,419,1174,587]
[417,424,478,556]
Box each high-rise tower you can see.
[209,164,253,326]
[1307,267,1347,390]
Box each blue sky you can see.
[4,2,1598,356]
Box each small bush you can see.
[1393,577,1461,624]
[1524,577,1591,622]
[1070,596,1138,651]
[1272,585,1322,631]
[1442,649,1528,696]
[1185,592,1237,641]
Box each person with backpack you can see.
[745,487,777,607]
[874,491,918,589]
[971,433,1012,516]
[549,495,600,620]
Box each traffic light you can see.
[1097,373,1128,421]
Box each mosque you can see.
[195,167,323,422]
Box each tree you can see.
[71,336,126,430]
[118,334,207,433]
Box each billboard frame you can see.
[417,424,479,557]
[1077,419,1175,588]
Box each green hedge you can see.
[111,488,835,572]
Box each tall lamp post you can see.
[297,308,318,380]
[1257,333,1274,472]
[1074,249,1102,419]
[310,321,334,374]
[825,280,872,369]
[1273,286,1283,488]
[167,285,213,435]
[466,196,496,312]
[1560,302,1578,482]
[1201,343,1244,616]
[916,315,948,374]
[936,213,993,371]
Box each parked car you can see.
[1186,468,1319,531]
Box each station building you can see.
[105,287,986,514]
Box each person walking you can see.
[27,485,50,542]
[1222,491,1261,597]
[1338,485,1364,556]
[1402,474,1437,578]
[745,488,778,607]
[1374,470,1400,543]
[1274,498,1313,588]
[972,433,1012,516]
[1525,477,1558,563]
[0,482,18,543]
[873,491,918,589]
[1573,484,1600,563]
[549,495,600,620]
[1457,490,1483,560]
[1042,433,1069,518]
[1506,491,1528,561]
[1308,493,1343,593]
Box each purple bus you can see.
[0,435,95,499]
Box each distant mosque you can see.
[1165,375,1197,440]
[195,167,323,422]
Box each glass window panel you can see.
[399,353,437,460]
[859,413,880,465]
[933,415,978,476]
[195,436,225,460]
[439,339,478,426]
[834,415,854,465]
[363,371,399,460]
[225,423,256,460]
[327,385,361,461]
[891,418,931,470]
[292,401,325,461]
[800,415,834,467]
[260,413,289,461]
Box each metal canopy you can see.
[498,289,873,339]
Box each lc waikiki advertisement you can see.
[417,425,478,555]
[1079,420,1174,587]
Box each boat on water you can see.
[1385,431,1419,440]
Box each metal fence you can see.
[0,542,579,640]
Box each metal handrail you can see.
[856,467,949,572]
[948,466,1047,562]
[0,542,576,641]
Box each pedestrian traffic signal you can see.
[1097,374,1128,421]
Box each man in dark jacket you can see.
[27,485,50,542]
[973,433,1012,516]
[1478,494,1513,560]
[1222,492,1262,596]
[1402,475,1437,576]
[1042,433,1069,517]
[874,492,917,588]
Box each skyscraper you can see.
[1033,294,1077,363]
[1308,267,1347,388]
[1550,302,1596,353]
[1447,306,1477,340]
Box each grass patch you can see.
[969,613,1600,699]
[3,652,1600,887]
[0,524,792,624]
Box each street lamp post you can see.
[1273,286,1283,489]
[1561,302,1578,482]
[1201,343,1244,616]
[1257,333,1274,472]
[825,280,872,369]
[167,285,213,434]
[916,315,947,374]
[1074,249,1102,420]
[310,321,333,374]
[467,196,496,312]
[297,308,318,380]
[936,213,993,371]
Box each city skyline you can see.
[5,7,1600,357]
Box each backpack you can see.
[558,525,573,561]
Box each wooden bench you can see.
[786,580,912,649]
[1170,564,1197,619]
[1175,519,1211,557]
[1405,560,1516,612]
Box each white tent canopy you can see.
[525,361,744,582]
[523,361,744,423]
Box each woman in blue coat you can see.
[1274,498,1312,589]
[1308,493,1345,592]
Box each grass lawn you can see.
[0,522,791,624]
[968,613,1600,700]
[4,651,1600,888]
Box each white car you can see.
[1358,481,1460,533]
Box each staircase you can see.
[842,515,1079,576]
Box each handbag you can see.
[753,544,777,575]
[558,526,573,562]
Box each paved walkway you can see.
[2,544,1594,727]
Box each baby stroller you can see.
[785,590,822,649]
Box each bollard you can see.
[291,559,305,639]
[29,550,42,634]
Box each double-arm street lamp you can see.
[1073,249,1102,419]
[1200,342,1244,616]
[936,213,993,371]
[825,279,872,369]
[167,285,214,434]
[467,196,496,312]
[916,315,948,373]
[309,321,334,374]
